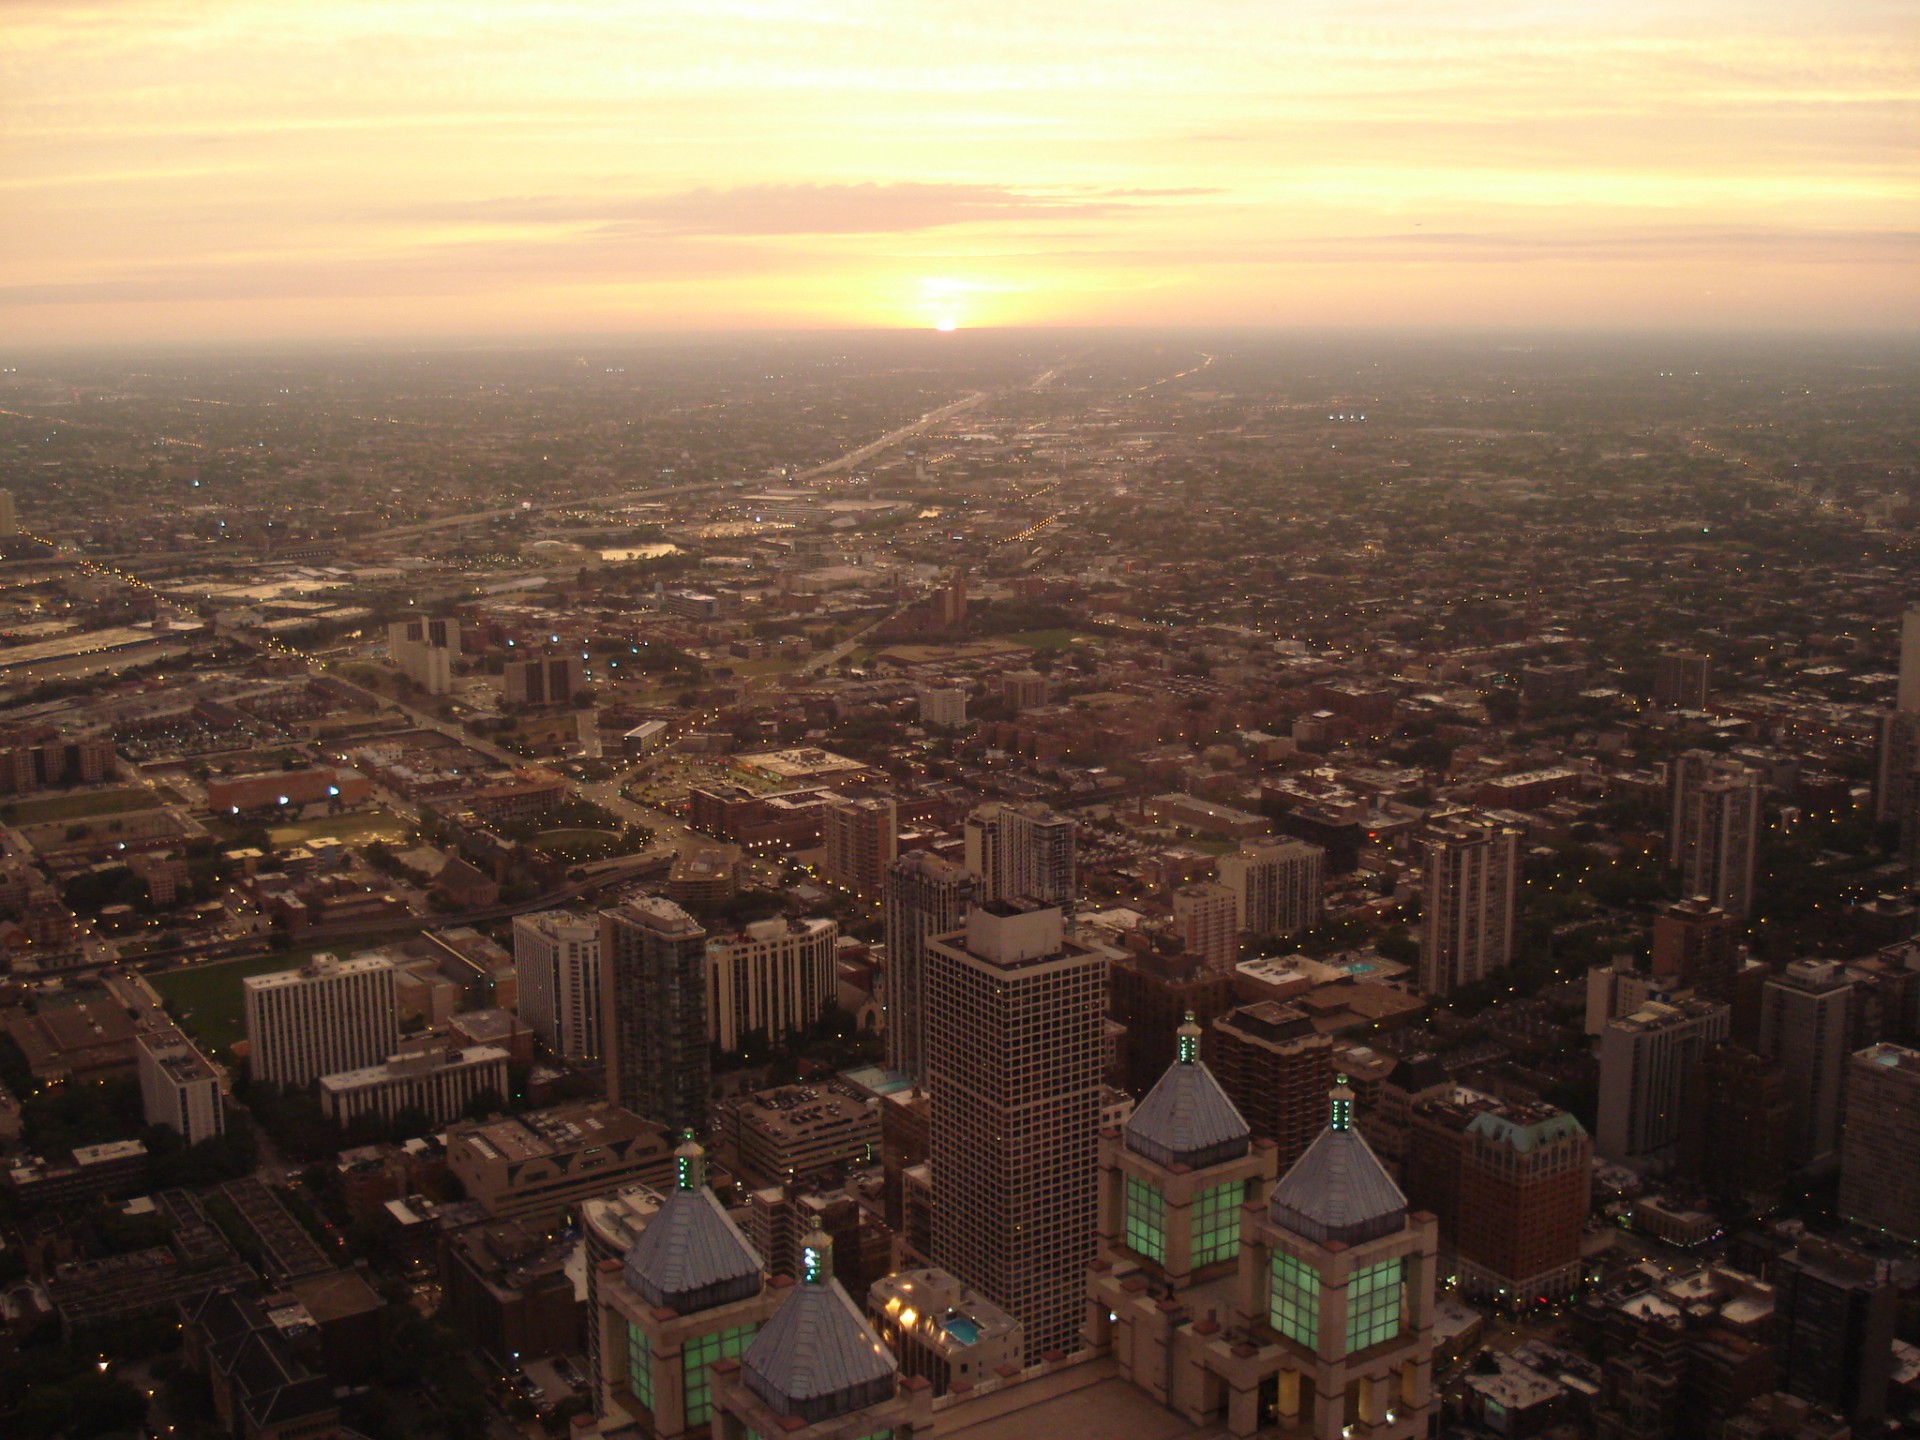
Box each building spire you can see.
[675,1130,706,1191]
[1329,1078,1354,1133]
[800,1224,835,1286]
[1176,1011,1202,1065]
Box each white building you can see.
[1596,997,1730,1164]
[513,909,602,1062]
[916,685,968,729]
[1668,752,1762,918]
[137,1028,224,1146]
[244,951,399,1088]
[964,802,1076,908]
[387,616,460,696]
[1172,881,1240,969]
[318,1045,509,1127]
[1419,820,1521,995]
[1219,839,1324,940]
[706,916,839,1053]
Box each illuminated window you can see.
[1346,1258,1404,1354]
[626,1324,653,1412]
[1191,1179,1244,1267]
[1124,1175,1166,1262]
[683,1323,758,1425]
[1269,1252,1320,1348]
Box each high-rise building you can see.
[1874,709,1920,826]
[503,652,586,707]
[387,616,460,695]
[916,685,968,729]
[704,917,838,1053]
[1405,1093,1590,1307]
[136,1028,225,1146]
[1653,650,1713,711]
[1668,752,1762,919]
[1675,1043,1790,1206]
[601,897,710,1134]
[1209,1001,1334,1173]
[513,909,602,1062]
[881,852,972,1083]
[1651,896,1742,1001]
[1000,669,1050,712]
[820,793,897,899]
[1172,881,1240,969]
[1419,819,1521,995]
[927,901,1113,1363]
[1219,839,1324,940]
[1837,1042,1920,1240]
[243,951,399,1088]
[0,489,17,539]
[1596,997,1730,1164]
[318,1044,509,1127]
[1758,959,1854,1169]
[1773,1237,1897,1426]
[963,801,1075,908]
[1108,944,1237,1097]
[1900,603,1920,714]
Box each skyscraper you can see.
[1218,839,1324,940]
[601,897,710,1133]
[1209,1001,1334,1173]
[1676,1042,1790,1207]
[1418,819,1521,995]
[1758,959,1854,1169]
[513,909,602,1062]
[1773,1237,1897,1426]
[927,901,1113,1362]
[704,917,838,1053]
[820,793,897,899]
[1650,896,1741,1000]
[243,951,399,1088]
[1595,997,1730,1165]
[1900,603,1920,714]
[1668,752,1762,918]
[963,801,1075,908]
[881,852,972,1083]
[1172,880,1240,969]
[1837,1042,1920,1240]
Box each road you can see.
[792,390,990,480]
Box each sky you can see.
[2,0,1916,344]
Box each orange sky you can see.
[3,0,1916,343]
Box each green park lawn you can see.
[0,787,164,825]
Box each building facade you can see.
[1669,752,1762,919]
[881,851,972,1084]
[963,801,1076,908]
[1758,959,1855,1169]
[136,1028,225,1146]
[820,793,897,899]
[1209,1002,1335,1173]
[243,952,399,1088]
[1596,997,1731,1165]
[513,909,602,1062]
[1837,1042,1920,1240]
[704,917,838,1054]
[1220,839,1325,940]
[1419,820,1521,995]
[317,1044,508,1127]
[601,896,709,1134]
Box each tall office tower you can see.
[1218,839,1324,940]
[137,1028,225,1146]
[1668,752,1763,918]
[1758,959,1855,1169]
[963,801,1076,908]
[591,1138,785,1438]
[1650,896,1741,1000]
[1773,1238,1898,1427]
[1404,1095,1590,1307]
[1874,710,1920,825]
[502,652,586,707]
[704,917,838,1053]
[1418,819,1521,996]
[0,488,17,538]
[1901,603,1920,714]
[1209,1001,1334,1173]
[243,952,399,1088]
[1653,650,1713,710]
[881,852,972,1083]
[1595,997,1730,1165]
[1837,1042,1920,1240]
[513,909,602,1062]
[927,901,1114,1363]
[387,616,460,696]
[1675,1043,1791,1207]
[601,897,710,1134]
[1172,881,1240,969]
[820,793,897,899]
[717,1226,930,1440]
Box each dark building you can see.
[600,897,709,1134]
[1207,1001,1332,1173]
[1108,941,1235,1097]
[1262,798,1362,875]
[441,1219,582,1365]
[1654,651,1713,710]
[881,851,972,1084]
[1651,897,1741,1001]
[1773,1237,1897,1426]
[1675,1044,1790,1206]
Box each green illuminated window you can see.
[1269,1252,1320,1348]
[626,1324,653,1412]
[683,1323,758,1425]
[1124,1175,1166,1262]
[1191,1180,1243,1267]
[1346,1258,1404,1354]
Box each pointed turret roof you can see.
[1267,1080,1407,1247]
[742,1227,897,1426]
[1126,1015,1252,1170]
[622,1136,764,1315]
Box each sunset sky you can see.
[3,0,1915,344]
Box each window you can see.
[1191,1179,1243,1267]
[1269,1252,1320,1348]
[1346,1258,1404,1354]
[626,1324,652,1412]
[1124,1175,1166,1262]
[683,1322,758,1425]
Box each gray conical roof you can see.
[1126,1017,1251,1170]
[742,1230,896,1426]
[1267,1082,1407,1246]
[622,1139,763,1315]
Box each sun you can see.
[934,319,958,332]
